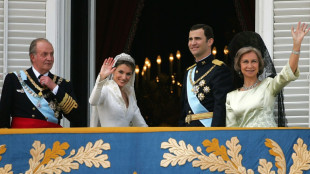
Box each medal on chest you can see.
[189,65,215,101]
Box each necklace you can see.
[242,79,259,90]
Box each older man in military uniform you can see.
[179,24,233,127]
[0,38,80,128]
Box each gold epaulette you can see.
[186,64,196,71]
[212,59,224,66]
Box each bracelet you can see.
[292,50,300,55]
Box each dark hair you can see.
[114,60,135,73]
[190,24,214,40]
[234,46,264,77]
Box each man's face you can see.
[188,28,212,61]
[31,41,54,74]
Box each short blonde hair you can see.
[234,46,264,77]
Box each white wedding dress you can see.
[89,75,148,127]
[89,53,148,127]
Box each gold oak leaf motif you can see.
[0,164,13,174]
[0,145,13,174]
[160,138,199,167]
[33,141,69,172]
[258,159,276,174]
[161,137,255,173]
[264,138,286,174]
[0,145,7,162]
[25,139,110,174]
[161,137,310,174]
[42,141,69,165]
[202,138,229,161]
[289,138,310,174]
[28,141,46,172]
[70,139,111,168]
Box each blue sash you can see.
[14,71,58,124]
[186,67,212,127]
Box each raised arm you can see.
[289,22,310,73]
[89,57,115,105]
[99,57,115,81]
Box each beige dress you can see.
[226,63,299,127]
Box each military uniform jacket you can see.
[179,55,233,127]
[0,68,79,128]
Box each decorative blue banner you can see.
[0,127,310,174]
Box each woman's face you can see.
[240,51,259,79]
[113,64,133,88]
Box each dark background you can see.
[71,0,254,127]
[130,0,243,126]
[130,0,242,77]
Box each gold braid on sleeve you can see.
[59,93,78,114]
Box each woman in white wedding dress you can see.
[89,53,148,127]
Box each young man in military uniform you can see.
[179,24,233,127]
[0,38,81,128]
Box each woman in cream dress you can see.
[89,53,148,127]
[226,22,309,127]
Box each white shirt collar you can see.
[32,67,48,78]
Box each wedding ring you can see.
[105,63,108,65]
[42,82,45,85]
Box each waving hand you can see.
[99,57,116,81]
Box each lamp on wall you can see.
[169,53,174,76]
[156,55,161,76]
[223,45,229,63]
[135,65,140,87]
[145,57,151,81]
[176,50,181,81]
[212,47,217,58]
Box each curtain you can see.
[234,0,255,31]
[96,0,144,74]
